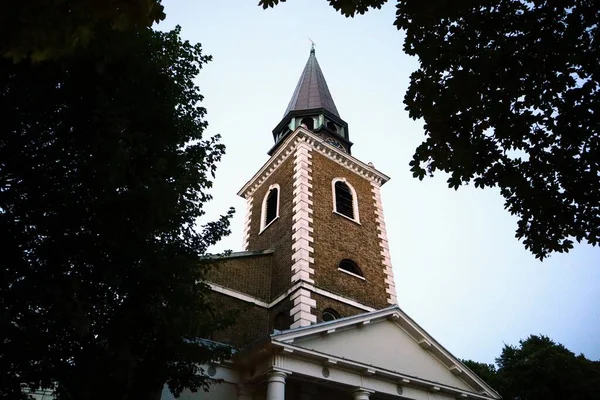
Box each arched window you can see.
[260,184,280,232]
[332,178,360,223]
[326,121,337,133]
[273,312,289,331]
[322,308,340,322]
[338,259,364,278]
[300,117,314,130]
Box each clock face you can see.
[325,137,344,150]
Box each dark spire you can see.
[283,47,340,118]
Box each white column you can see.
[352,388,373,400]
[266,371,287,400]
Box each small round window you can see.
[322,308,340,322]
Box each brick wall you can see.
[206,254,273,302]
[310,152,389,310]
[246,156,295,299]
[208,292,270,348]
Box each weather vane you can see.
[309,37,316,53]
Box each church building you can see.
[161,46,501,400]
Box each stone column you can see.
[352,388,373,400]
[266,371,287,400]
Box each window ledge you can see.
[338,268,366,280]
[259,215,279,235]
[332,210,361,225]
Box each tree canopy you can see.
[463,335,600,400]
[1,24,234,399]
[260,0,600,260]
[1,0,164,61]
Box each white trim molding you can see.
[259,183,280,233]
[208,280,374,313]
[242,196,253,250]
[290,140,316,328]
[338,267,366,281]
[371,182,397,305]
[238,127,389,199]
[332,177,360,224]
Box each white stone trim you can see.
[371,182,397,305]
[309,284,375,312]
[238,127,389,199]
[259,183,280,233]
[207,280,375,313]
[332,177,360,223]
[338,267,366,281]
[290,141,316,328]
[242,196,253,250]
[208,282,270,308]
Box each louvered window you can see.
[265,188,278,226]
[335,181,354,219]
[260,184,280,232]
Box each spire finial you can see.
[309,38,316,54]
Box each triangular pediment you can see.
[271,306,499,399]
[292,319,471,390]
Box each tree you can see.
[260,0,600,260]
[461,360,501,393]
[1,0,164,61]
[0,25,234,399]
[462,335,600,400]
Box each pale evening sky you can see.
[160,0,600,364]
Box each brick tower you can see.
[207,46,397,345]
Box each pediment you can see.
[292,319,471,390]
[271,307,499,398]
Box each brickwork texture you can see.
[246,156,295,299]
[206,254,273,302]
[310,152,389,310]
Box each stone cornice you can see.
[237,127,390,199]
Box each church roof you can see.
[283,46,340,118]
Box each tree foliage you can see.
[463,335,600,400]
[260,0,600,260]
[1,0,165,61]
[1,25,234,399]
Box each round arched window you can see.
[274,312,289,331]
[322,308,340,322]
[338,259,363,277]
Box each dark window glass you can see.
[265,188,278,226]
[322,308,340,322]
[301,117,314,130]
[326,121,337,132]
[339,259,363,277]
[274,312,289,331]
[335,181,354,219]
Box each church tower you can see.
[175,47,501,400]
[207,47,397,343]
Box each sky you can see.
[160,0,600,364]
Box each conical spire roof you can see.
[283,46,340,118]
